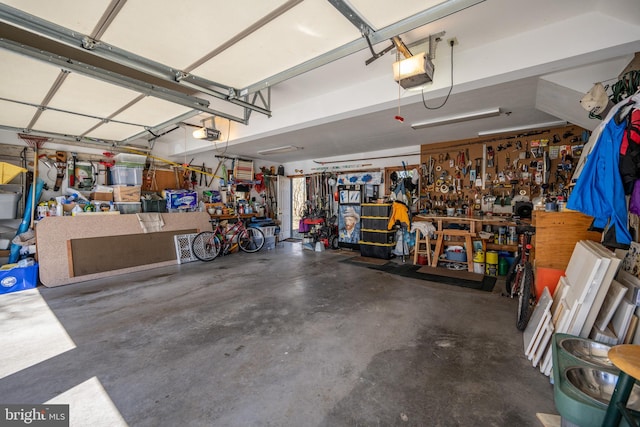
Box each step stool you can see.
[413,229,432,266]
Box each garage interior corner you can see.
[0,241,555,427]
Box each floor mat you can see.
[283,238,302,242]
[342,258,496,292]
[347,256,390,266]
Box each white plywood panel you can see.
[526,310,550,360]
[0,49,61,104]
[0,100,38,129]
[350,0,446,30]
[524,287,553,356]
[101,0,288,69]
[48,73,141,118]
[35,110,101,136]
[85,122,143,141]
[2,0,110,35]
[569,255,611,337]
[595,280,628,330]
[194,1,361,88]
[564,241,602,305]
[532,320,554,367]
[580,240,621,337]
[541,346,553,376]
[113,97,193,127]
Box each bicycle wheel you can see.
[191,231,221,261]
[516,262,535,331]
[238,227,265,253]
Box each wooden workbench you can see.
[413,214,521,271]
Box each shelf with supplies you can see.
[413,214,522,271]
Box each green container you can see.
[498,257,510,276]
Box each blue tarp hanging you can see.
[9,178,44,263]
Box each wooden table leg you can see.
[465,233,474,272]
[431,232,444,267]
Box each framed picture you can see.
[338,204,361,244]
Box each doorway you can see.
[291,176,306,239]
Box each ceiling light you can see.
[192,127,221,141]
[477,120,568,136]
[411,108,502,130]
[192,117,221,141]
[393,52,434,89]
[257,145,301,155]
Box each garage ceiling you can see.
[0,0,469,144]
[1,0,639,163]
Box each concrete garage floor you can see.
[1,242,558,426]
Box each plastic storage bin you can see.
[445,249,467,262]
[142,199,167,212]
[0,263,38,294]
[114,153,147,167]
[265,236,276,250]
[361,203,392,217]
[114,202,142,214]
[254,225,279,237]
[361,230,395,244]
[361,217,389,230]
[359,242,394,259]
[110,166,143,186]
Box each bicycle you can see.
[191,217,265,262]
[505,225,536,331]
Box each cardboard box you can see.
[163,189,197,210]
[0,263,38,294]
[113,185,141,202]
[90,192,113,202]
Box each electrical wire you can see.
[420,40,454,110]
[212,118,231,156]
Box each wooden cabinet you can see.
[533,210,601,270]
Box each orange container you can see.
[535,267,565,300]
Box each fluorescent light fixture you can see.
[477,120,568,136]
[393,52,434,89]
[411,108,502,130]
[257,145,301,155]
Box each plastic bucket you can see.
[485,251,498,276]
[474,262,485,274]
[485,251,498,264]
[473,250,485,263]
[498,257,510,276]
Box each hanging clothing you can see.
[618,106,640,194]
[567,112,632,247]
[573,93,640,181]
[388,201,410,230]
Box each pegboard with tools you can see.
[419,124,589,215]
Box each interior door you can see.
[277,175,291,240]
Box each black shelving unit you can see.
[359,203,395,259]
